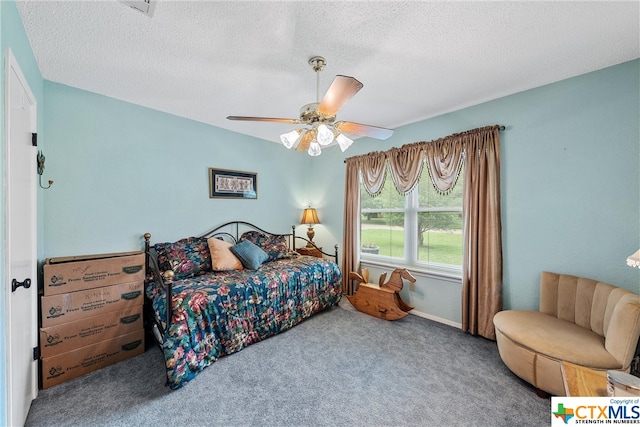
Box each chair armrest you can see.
[605,293,640,368]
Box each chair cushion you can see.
[493,310,621,369]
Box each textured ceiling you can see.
[16,1,640,144]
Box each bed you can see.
[143,221,342,389]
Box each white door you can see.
[5,47,38,427]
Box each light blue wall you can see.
[319,59,640,318]
[0,0,44,422]
[43,82,313,256]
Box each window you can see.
[360,166,463,277]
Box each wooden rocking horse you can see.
[346,268,415,320]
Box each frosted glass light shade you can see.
[280,129,301,149]
[627,249,640,268]
[336,133,353,152]
[308,142,321,156]
[317,124,334,146]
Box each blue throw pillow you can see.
[230,239,268,270]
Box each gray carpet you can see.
[25,301,550,426]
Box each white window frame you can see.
[360,185,463,281]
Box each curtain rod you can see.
[342,125,506,163]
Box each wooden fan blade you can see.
[227,116,300,124]
[317,75,363,117]
[334,121,394,140]
[296,130,314,152]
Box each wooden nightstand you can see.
[296,246,323,258]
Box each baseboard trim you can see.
[341,296,462,329]
[409,309,462,329]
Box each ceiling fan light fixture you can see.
[308,142,322,157]
[280,129,301,149]
[316,124,334,146]
[336,133,353,152]
[227,55,394,156]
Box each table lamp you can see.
[300,207,320,248]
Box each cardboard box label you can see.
[41,330,145,389]
[41,281,144,327]
[39,306,143,357]
[43,252,145,296]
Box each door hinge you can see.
[33,346,40,360]
[32,133,37,147]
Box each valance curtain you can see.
[342,125,502,340]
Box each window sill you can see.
[360,258,462,284]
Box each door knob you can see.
[11,278,31,292]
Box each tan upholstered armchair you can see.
[493,271,640,396]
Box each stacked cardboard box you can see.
[40,251,146,389]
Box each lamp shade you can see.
[627,249,640,268]
[280,129,301,149]
[317,124,334,146]
[336,133,353,152]
[301,208,320,225]
[308,142,321,157]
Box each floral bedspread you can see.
[146,255,342,389]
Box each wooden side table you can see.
[561,361,608,397]
[296,246,323,258]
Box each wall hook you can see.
[37,150,53,189]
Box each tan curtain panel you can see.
[342,157,361,295]
[461,126,503,340]
[343,125,502,340]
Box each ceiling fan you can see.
[227,56,394,157]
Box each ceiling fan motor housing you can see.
[300,102,335,125]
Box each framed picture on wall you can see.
[209,168,258,199]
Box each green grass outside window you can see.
[361,228,462,265]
